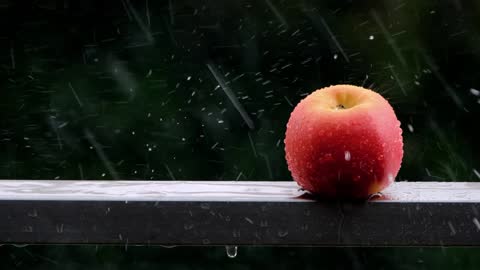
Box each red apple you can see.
[284,84,403,199]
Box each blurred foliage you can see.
[1,0,480,268]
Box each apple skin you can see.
[284,84,403,199]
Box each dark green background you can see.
[1,0,480,269]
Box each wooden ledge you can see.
[0,180,479,246]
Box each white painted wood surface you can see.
[0,180,479,202]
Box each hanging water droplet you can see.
[225,245,238,258]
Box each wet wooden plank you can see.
[0,180,479,246]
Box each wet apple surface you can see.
[285,85,404,199]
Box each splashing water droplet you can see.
[225,245,238,258]
[278,229,289,238]
[368,192,383,201]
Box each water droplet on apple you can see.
[344,151,351,161]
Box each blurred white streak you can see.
[370,10,407,68]
[206,63,255,129]
[84,129,120,180]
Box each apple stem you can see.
[335,104,346,110]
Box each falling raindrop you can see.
[470,88,480,96]
[473,169,480,180]
[408,124,414,132]
[225,245,238,258]
[56,223,64,233]
[447,221,456,235]
[471,217,480,231]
